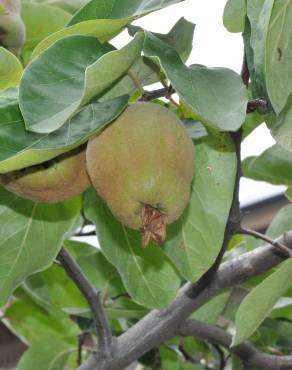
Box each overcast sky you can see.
[111,0,285,207]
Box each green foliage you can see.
[0,47,23,90]
[0,188,81,306]
[242,144,292,186]
[0,0,291,368]
[223,0,246,33]
[233,259,292,345]
[165,133,236,281]
[84,188,181,309]
[20,2,71,64]
[20,34,143,133]
[143,32,248,132]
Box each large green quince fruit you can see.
[86,102,194,246]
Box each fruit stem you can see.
[140,205,166,247]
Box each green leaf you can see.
[65,240,125,298]
[68,0,185,25]
[20,34,143,133]
[32,0,183,58]
[246,0,273,103]
[233,259,292,345]
[223,0,246,33]
[242,144,292,186]
[265,204,292,241]
[17,335,70,370]
[26,0,88,14]
[0,93,128,173]
[0,187,81,305]
[269,96,292,151]
[143,32,248,131]
[20,2,71,64]
[164,134,236,281]
[23,263,87,310]
[191,290,231,324]
[265,0,292,114]
[242,111,264,139]
[0,47,23,90]
[84,188,181,309]
[129,17,195,62]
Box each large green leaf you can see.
[68,0,185,25]
[242,144,292,186]
[0,93,128,173]
[223,0,246,33]
[0,47,23,91]
[23,263,88,310]
[20,34,143,133]
[191,290,231,324]
[164,134,236,281]
[143,32,248,131]
[4,298,79,344]
[84,188,181,309]
[266,0,292,114]
[0,188,81,305]
[31,0,184,58]
[21,2,71,64]
[65,240,125,298]
[233,259,292,345]
[128,17,195,63]
[18,335,70,370]
[246,0,272,102]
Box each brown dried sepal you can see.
[140,205,166,247]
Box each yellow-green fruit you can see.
[0,146,91,203]
[86,102,194,246]
[0,0,25,55]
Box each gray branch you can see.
[179,319,292,370]
[57,247,113,360]
[78,231,292,370]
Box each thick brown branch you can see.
[57,247,113,359]
[78,231,292,370]
[179,319,292,370]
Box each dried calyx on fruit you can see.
[0,146,91,203]
[0,0,25,55]
[86,102,194,247]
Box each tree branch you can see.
[57,247,113,360]
[246,98,268,113]
[179,319,292,370]
[238,227,292,258]
[78,231,292,370]
[139,86,175,102]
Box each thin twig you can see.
[78,333,85,366]
[57,247,113,359]
[238,227,292,258]
[212,343,226,370]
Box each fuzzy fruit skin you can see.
[86,102,194,230]
[0,0,25,55]
[0,147,91,203]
